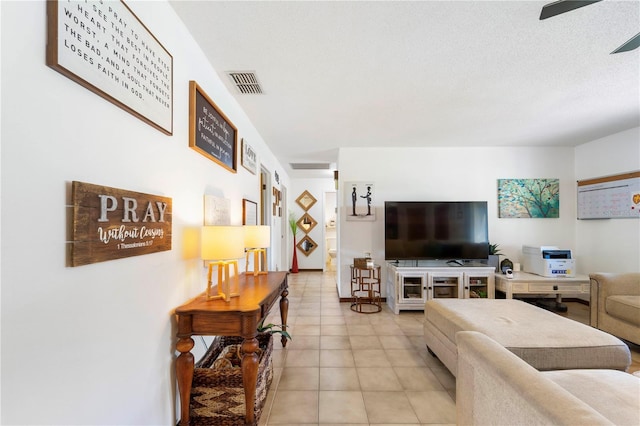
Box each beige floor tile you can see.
[287,335,320,350]
[278,367,319,390]
[349,335,382,349]
[319,367,361,390]
[385,349,428,367]
[352,349,392,367]
[398,322,426,336]
[343,315,371,325]
[295,316,322,325]
[320,324,349,336]
[293,324,321,336]
[408,334,428,349]
[347,324,376,335]
[285,349,320,367]
[298,308,322,316]
[321,308,344,316]
[320,316,346,325]
[431,366,456,390]
[271,350,287,368]
[372,322,404,335]
[319,391,368,424]
[320,349,355,367]
[267,390,319,424]
[357,367,403,391]
[362,391,420,424]
[379,335,415,349]
[394,367,445,391]
[320,335,351,349]
[406,390,456,424]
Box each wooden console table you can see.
[175,271,289,425]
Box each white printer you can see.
[522,245,576,278]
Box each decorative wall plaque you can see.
[189,81,237,173]
[296,213,318,234]
[241,139,257,174]
[296,190,317,211]
[296,235,318,256]
[47,0,173,135]
[70,181,172,266]
[346,182,375,221]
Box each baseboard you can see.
[340,297,387,303]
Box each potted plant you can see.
[488,243,502,272]
[257,319,292,342]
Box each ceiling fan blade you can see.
[611,32,640,54]
[539,0,602,20]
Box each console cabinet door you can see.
[398,273,428,303]
[428,273,463,300]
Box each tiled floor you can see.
[258,271,639,425]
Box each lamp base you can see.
[206,260,240,302]
[245,248,268,276]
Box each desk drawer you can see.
[512,283,528,293]
[528,283,585,293]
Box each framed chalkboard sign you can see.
[189,81,237,173]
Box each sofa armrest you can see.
[590,273,640,298]
[456,331,613,426]
[590,273,640,327]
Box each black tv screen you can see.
[385,201,489,261]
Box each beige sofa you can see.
[590,272,640,345]
[457,331,640,426]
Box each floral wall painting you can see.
[345,182,375,221]
[498,179,560,218]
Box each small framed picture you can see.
[242,199,258,225]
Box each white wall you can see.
[0,1,289,424]
[337,146,579,297]
[575,127,640,273]
[290,179,336,270]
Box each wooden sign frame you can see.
[241,138,258,175]
[70,181,172,266]
[46,0,173,135]
[189,81,238,173]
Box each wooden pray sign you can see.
[70,181,172,266]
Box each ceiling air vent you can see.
[227,71,263,94]
[289,163,332,170]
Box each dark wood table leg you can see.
[176,336,195,426]
[280,288,289,347]
[241,336,259,425]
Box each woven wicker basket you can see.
[189,333,274,426]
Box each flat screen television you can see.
[385,201,489,261]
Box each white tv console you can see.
[386,260,496,314]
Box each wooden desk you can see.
[175,271,289,425]
[495,271,589,311]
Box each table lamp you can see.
[244,225,270,276]
[201,226,245,301]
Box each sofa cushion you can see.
[425,299,631,371]
[606,295,640,327]
[543,369,640,425]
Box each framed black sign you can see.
[189,81,237,173]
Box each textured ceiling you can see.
[170,0,640,177]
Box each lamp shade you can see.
[244,225,271,249]
[201,226,245,260]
